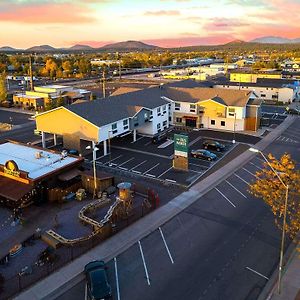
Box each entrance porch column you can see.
[41,131,46,148]
[53,134,57,146]
[133,129,137,142]
[103,140,108,156]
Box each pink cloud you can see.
[144,10,181,16]
[142,35,235,48]
[0,3,96,24]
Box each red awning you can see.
[0,177,33,201]
[183,116,198,120]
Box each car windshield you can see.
[203,150,210,155]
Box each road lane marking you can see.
[215,188,236,208]
[249,161,263,171]
[234,173,250,185]
[143,163,160,175]
[225,180,247,199]
[157,166,173,178]
[242,167,258,178]
[138,241,151,286]
[118,157,135,167]
[159,227,174,264]
[130,160,147,170]
[245,267,269,280]
[114,258,121,300]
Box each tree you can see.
[249,153,300,240]
[56,93,65,107]
[0,72,7,104]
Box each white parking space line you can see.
[132,170,142,174]
[157,166,173,178]
[114,257,121,300]
[189,162,209,169]
[118,157,135,167]
[225,180,247,199]
[242,167,258,178]
[138,241,151,286]
[144,163,160,175]
[215,188,236,208]
[254,156,265,163]
[131,136,144,143]
[146,174,156,178]
[249,162,263,171]
[234,173,250,185]
[144,140,152,146]
[159,227,174,264]
[189,169,203,174]
[245,267,269,280]
[130,160,147,170]
[118,166,128,170]
[85,283,87,300]
[106,155,123,164]
[96,154,107,161]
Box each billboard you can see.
[174,134,188,158]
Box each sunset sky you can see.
[0,0,299,48]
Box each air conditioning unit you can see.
[35,151,43,159]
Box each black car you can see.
[84,260,112,300]
[191,149,217,161]
[203,140,225,152]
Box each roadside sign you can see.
[174,134,188,158]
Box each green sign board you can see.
[174,134,188,157]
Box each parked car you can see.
[84,260,112,300]
[203,140,225,152]
[191,149,217,161]
[286,107,300,115]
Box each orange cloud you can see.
[0,3,96,24]
[144,10,181,16]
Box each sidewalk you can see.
[270,246,300,300]
[14,116,297,300]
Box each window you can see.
[176,117,182,123]
[272,94,278,99]
[211,120,215,125]
[123,119,128,126]
[190,104,196,113]
[157,123,161,130]
[133,117,138,127]
[163,105,166,113]
[144,113,148,118]
[157,107,161,116]
[175,102,181,111]
[163,120,167,126]
[149,111,153,119]
[112,123,118,134]
[221,121,225,126]
[228,108,235,117]
[261,94,266,97]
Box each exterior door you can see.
[185,118,197,128]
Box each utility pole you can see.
[29,55,34,91]
[117,52,121,80]
[102,68,106,98]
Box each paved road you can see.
[0,110,33,125]
[58,117,300,300]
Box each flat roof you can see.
[14,93,42,99]
[0,142,80,180]
[38,85,70,89]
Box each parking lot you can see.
[261,105,287,127]
[0,109,33,126]
[92,132,237,187]
[59,153,283,300]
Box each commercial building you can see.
[163,87,261,131]
[13,85,91,110]
[0,141,83,207]
[230,70,281,83]
[214,78,299,104]
[35,87,170,154]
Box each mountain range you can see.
[1,37,300,53]
[250,36,300,44]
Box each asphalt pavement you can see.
[56,116,300,300]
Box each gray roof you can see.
[67,87,168,127]
[163,87,254,107]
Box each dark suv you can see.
[203,140,225,152]
[84,260,112,300]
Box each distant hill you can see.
[26,44,56,52]
[69,44,94,51]
[250,36,300,44]
[225,39,245,45]
[100,40,158,50]
[0,46,17,52]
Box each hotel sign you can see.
[174,134,188,158]
[4,160,20,177]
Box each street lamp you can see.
[86,142,99,199]
[108,130,113,166]
[249,147,289,294]
[232,112,236,144]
